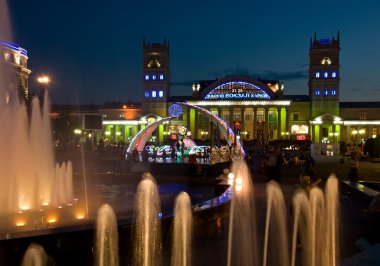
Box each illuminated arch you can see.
[127,117,174,153]
[127,104,245,157]
[177,102,245,156]
[200,76,276,100]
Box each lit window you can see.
[159,74,164,80]
[331,89,336,96]
[324,89,328,96]
[145,74,149,80]
[144,90,149,97]
[332,72,337,78]
[324,72,328,78]
[315,72,320,78]
[315,89,320,96]
[360,113,367,120]
[152,91,157,97]
[152,74,156,80]
[119,114,125,118]
[159,91,163,97]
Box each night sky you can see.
[5,0,380,104]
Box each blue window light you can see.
[315,89,320,96]
[144,90,149,97]
[331,89,336,96]
[145,74,149,80]
[152,91,157,97]
[332,72,337,78]
[159,74,164,80]
[159,90,163,97]
[315,72,320,78]
[324,72,328,78]
[324,89,328,96]
[152,74,156,80]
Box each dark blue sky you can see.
[7,0,380,104]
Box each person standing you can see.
[348,152,359,180]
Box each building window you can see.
[323,72,328,78]
[360,113,367,120]
[145,74,149,80]
[119,114,125,118]
[152,74,156,80]
[257,110,264,122]
[152,91,157,97]
[222,110,230,122]
[331,89,336,96]
[332,72,337,78]
[315,89,320,96]
[102,114,107,118]
[159,90,163,97]
[315,72,320,78]
[211,110,219,117]
[159,74,164,80]
[293,113,299,121]
[233,110,241,121]
[244,110,253,121]
[373,128,377,136]
[144,90,149,97]
[323,89,328,96]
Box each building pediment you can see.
[200,76,278,100]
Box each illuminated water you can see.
[96,204,119,266]
[133,173,162,266]
[21,243,47,266]
[171,192,192,266]
[263,181,289,266]
[227,160,258,266]
[291,174,339,266]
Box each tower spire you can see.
[314,32,317,43]
[337,31,340,43]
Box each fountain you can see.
[21,243,47,266]
[227,160,258,266]
[96,204,119,266]
[133,172,162,266]
[171,192,192,266]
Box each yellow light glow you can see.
[37,76,50,85]
[359,129,365,134]
[235,177,243,185]
[76,214,85,219]
[235,184,243,192]
[116,132,121,136]
[21,205,30,211]
[42,202,49,206]
[228,173,235,180]
[105,131,111,136]
[123,105,127,109]
[16,221,26,227]
[47,217,57,223]
[352,130,358,135]
[74,129,82,135]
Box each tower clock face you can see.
[147,57,161,68]
[321,57,332,65]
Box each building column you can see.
[286,108,290,138]
[241,107,245,138]
[253,108,257,139]
[264,107,269,140]
[277,108,281,139]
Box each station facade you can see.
[99,33,378,146]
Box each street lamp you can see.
[37,75,50,99]
[351,130,358,144]
[359,129,365,154]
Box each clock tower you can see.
[308,32,340,118]
[142,38,170,116]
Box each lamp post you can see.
[359,129,365,154]
[37,75,50,100]
[351,130,358,144]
